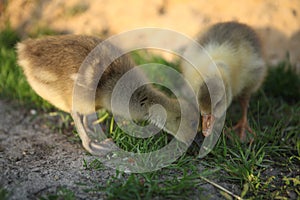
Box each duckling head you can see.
[198,76,232,137]
[118,84,198,145]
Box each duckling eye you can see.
[140,96,148,106]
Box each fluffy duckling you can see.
[181,22,267,142]
[17,35,198,149]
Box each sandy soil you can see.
[0,100,115,199]
[1,0,300,70]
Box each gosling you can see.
[17,35,198,151]
[181,21,267,142]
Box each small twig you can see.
[199,175,243,200]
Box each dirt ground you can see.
[0,99,115,199]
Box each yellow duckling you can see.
[181,22,267,142]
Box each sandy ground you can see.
[0,100,115,199]
[1,0,300,70]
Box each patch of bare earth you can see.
[0,100,115,199]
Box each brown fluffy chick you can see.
[17,35,198,149]
[181,22,267,142]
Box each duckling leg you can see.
[71,112,117,156]
[232,96,256,142]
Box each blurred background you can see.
[1,0,300,71]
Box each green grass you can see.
[0,187,9,200]
[29,26,59,38]
[0,27,54,110]
[263,58,300,103]
[1,27,299,199]
[40,187,76,200]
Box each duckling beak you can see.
[202,114,215,137]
